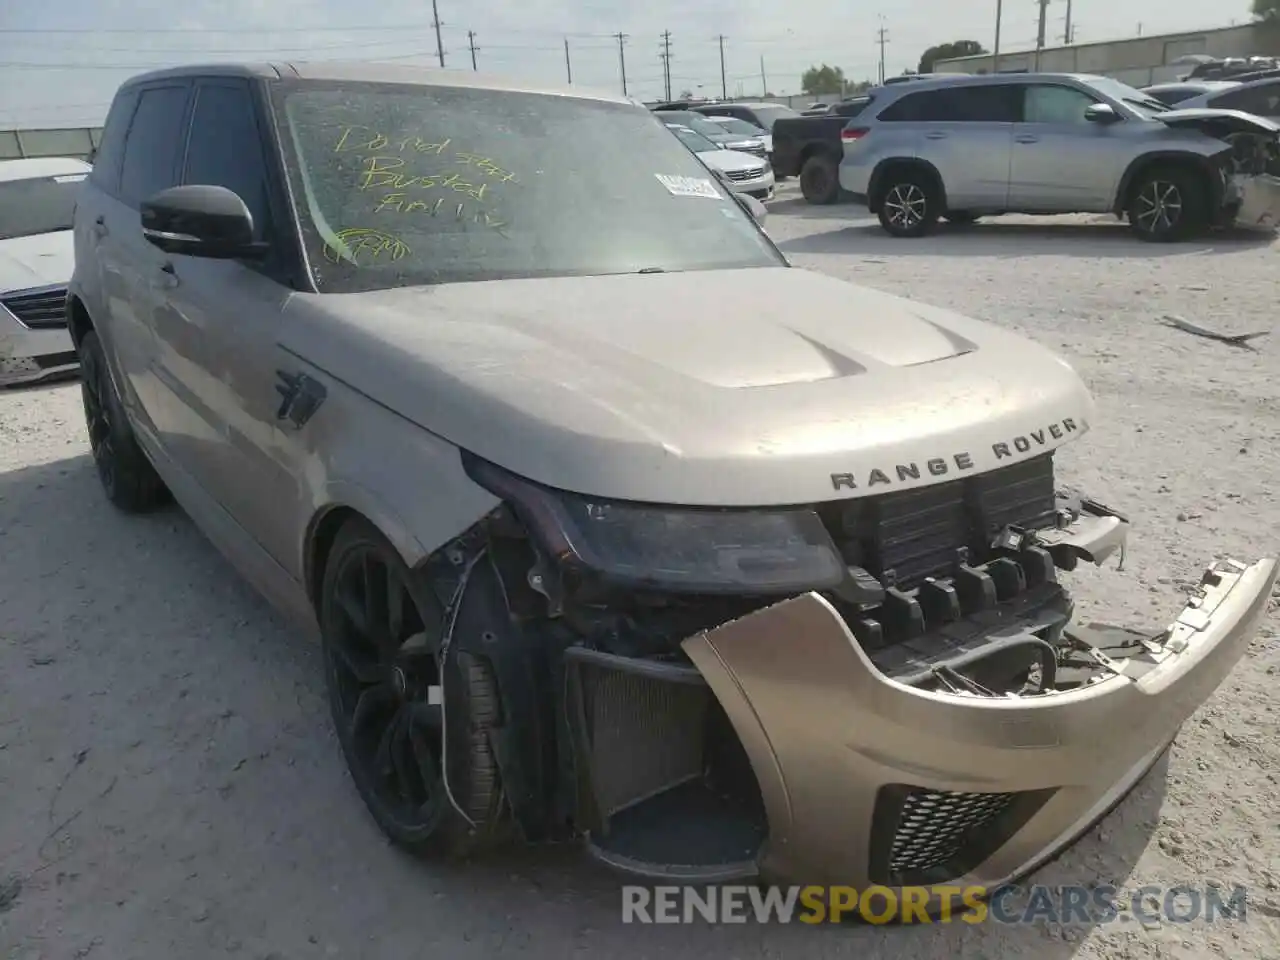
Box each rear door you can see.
[879,85,1017,209]
[1008,81,1126,212]
[148,77,307,571]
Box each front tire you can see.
[799,154,840,205]
[320,517,502,858]
[877,172,939,238]
[78,329,167,512]
[1127,166,1206,242]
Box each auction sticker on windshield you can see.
[655,174,722,199]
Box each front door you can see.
[1008,82,1126,212]
[146,78,307,574]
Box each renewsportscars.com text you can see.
[621,883,1250,925]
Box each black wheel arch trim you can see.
[1112,151,1225,215]
[867,157,947,213]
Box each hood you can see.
[1156,108,1280,137]
[697,149,767,173]
[281,268,1095,506]
[0,231,74,293]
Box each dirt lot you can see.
[2,186,1279,959]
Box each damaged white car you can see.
[70,63,1277,904]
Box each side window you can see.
[878,86,1018,122]
[1211,82,1280,115]
[118,85,191,208]
[182,82,272,240]
[89,89,138,194]
[1023,84,1100,124]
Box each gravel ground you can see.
[2,184,1279,959]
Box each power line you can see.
[467,30,479,70]
[564,37,572,83]
[876,18,889,85]
[431,0,446,67]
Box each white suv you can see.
[0,156,89,386]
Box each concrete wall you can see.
[935,22,1280,87]
[0,126,102,162]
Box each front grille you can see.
[722,167,764,182]
[867,783,1057,885]
[822,453,1057,590]
[2,286,67,329]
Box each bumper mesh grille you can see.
[2,286,67,329]
[869,783,1058,885]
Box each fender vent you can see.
[868,783,1057,885]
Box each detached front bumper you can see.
[682,556,1275,893]
[568,554,1276,892]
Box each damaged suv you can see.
[838,73,1280,239]
[70,62,1277,902]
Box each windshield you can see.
[746,104,800,130]
[668,125,720,153]
[273,82,782,293]
[659,111,736,139]
[1085,76,1169,115]
[707,117,767,136]
[0,173,85,240]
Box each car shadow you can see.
[0,450,1168,958]
[766,194,867,220]
[776,219,1277,258]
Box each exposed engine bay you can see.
[427,449,1275,892]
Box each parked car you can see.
[700,115,772,155]
[1175,76,1280,121]
[770,94,876,203]
[0,157,89,386]
[687,100,801,134]
[1140,80,1241,107]
[837,72,1280,239]
[664,122,775,200]
[649,108,769,159]
[69,60,1278,895]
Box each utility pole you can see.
[1034,0,1049,71]
[659,31,673,101]
[1063,0,1073,44]
[717,35,728,99]
[615,32,629,96]
[431,0,445,67]
[993,0,1002,72]
[759,55,767,96]
[467,31,478,70]
[564,37,572,83]
[876,18,889,85]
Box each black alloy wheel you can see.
[320,518,500,856]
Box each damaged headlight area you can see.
[463,454,847,595]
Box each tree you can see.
[917,40,987,74]
[1253,0,1280,19]
[678,89,694,100]
[801,64,847,95]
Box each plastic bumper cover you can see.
[682,555,1277,894]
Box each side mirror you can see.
[1084,103,1120,124]
[734,192,769,227]
[140,184,267,260]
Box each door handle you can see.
[924,131,948,139]
[1015,134,1040,143]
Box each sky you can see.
[0,0,1260,129]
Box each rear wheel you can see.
[876,171,940,238]
[1127,166,1206,242]
[78,330,167,512]
[320,517,502,858]
[799,154,840,205]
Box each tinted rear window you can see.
[878,85,1019,122]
